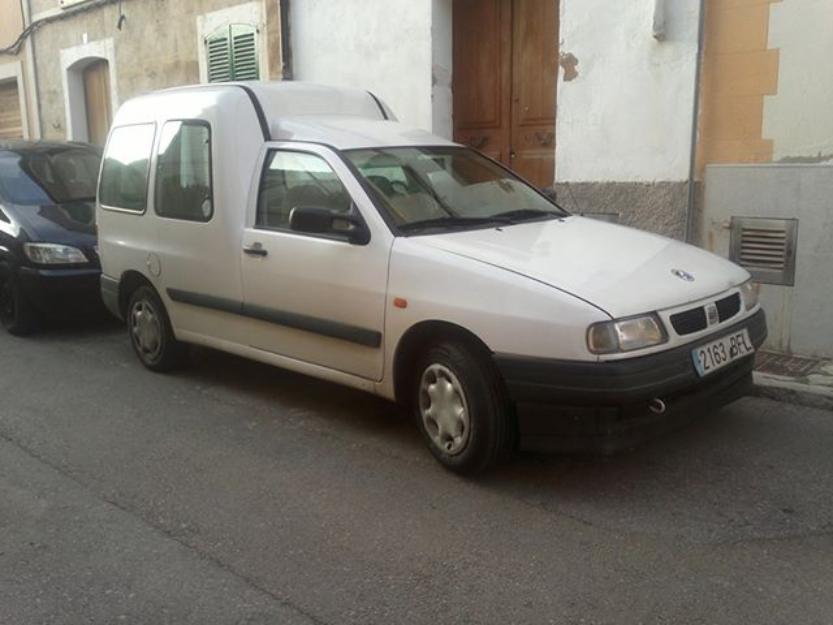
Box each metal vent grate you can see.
[730,217,798,286]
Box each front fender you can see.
[378,238,608,399]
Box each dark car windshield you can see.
[0,147,101,205]
[345,146,566,233]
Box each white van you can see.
[97,82,766,474]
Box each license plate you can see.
[691,329,755,377]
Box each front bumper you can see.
[494,309,767,453]
[17,265,103,317]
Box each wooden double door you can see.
[453,0,558,187]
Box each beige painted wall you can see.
[32,0,282,140]
[0,0,24,49]
[0,0,38,139]
[697,0,780,173]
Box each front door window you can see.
[257,150,352,230]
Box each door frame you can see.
[60,38,118,142]
[0,61,31,139]
[239,140,395,382]
[449,0,559,184]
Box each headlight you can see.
[588,314,667,354]
[24,243,88,265]
[739,279,759,311]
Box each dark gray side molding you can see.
[167,288,382,348]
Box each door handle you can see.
[243,243,268,257]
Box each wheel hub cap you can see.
[131,300,161,358]
[419,364,470,455]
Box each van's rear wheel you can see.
[127,285,187,372]
[413,340,512,475]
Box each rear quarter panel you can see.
[96,87,264,314]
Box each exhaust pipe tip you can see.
[649,398,667,415]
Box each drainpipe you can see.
[21,0,43,139]
[279,0,293,80]
[684,0,707,243]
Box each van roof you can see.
[139,81,456,151]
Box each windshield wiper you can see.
[399,209,566,233]
[398,216,508,233]
[488,208,564,223]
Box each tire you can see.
[127,285,188,372]
[0,273,37,336]
[412,339,513,475]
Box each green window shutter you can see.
[206,31,232,82]
[230,25,259,81]
[205,24,259,83]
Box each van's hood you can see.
[415,216,749,318]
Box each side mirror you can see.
[289,206,370,245]
[540,186,557,202]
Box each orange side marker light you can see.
[393,297,408,309]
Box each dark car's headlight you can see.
[587,314,668,354]
[24,243,88,265]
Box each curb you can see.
[752,372,833,411]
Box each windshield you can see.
[0,147,101,205]
[345,146,566,233]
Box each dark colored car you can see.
[0,141,102,335]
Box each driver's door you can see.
[240,143,391,381]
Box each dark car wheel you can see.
[412,339,513,475]
[0,275,36,336]
[127,285,188,372]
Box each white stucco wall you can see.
[555,0,700,182]
[431,0,453,139]
[764,0,833,162]
[291,0,435,131]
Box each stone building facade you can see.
[2,0,832,356]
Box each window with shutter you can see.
[205,24,259,82]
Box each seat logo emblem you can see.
[671,268,695,282]
[706,303,719,326]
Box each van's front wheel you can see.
[413,340,512,475]
[127,285,187,372]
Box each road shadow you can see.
[179,345,415,446]
[26,309,123,340]
[172,341,753,502]
[22,317,819,540]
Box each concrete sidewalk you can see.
[753,351,833,411]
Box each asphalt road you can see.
[1,317,832,625]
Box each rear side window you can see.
[155,120,213,222]
[0,148,100,205]
[99,124,155,212]
[256,150,351,230]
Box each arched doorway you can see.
[62,45,116,145]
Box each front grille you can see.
[670,307,707,335]
[716,293,740,322]
[670,292,742,336]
